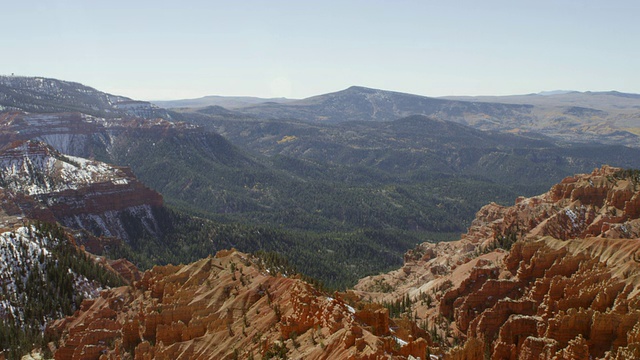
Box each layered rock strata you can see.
[0,139,163,245]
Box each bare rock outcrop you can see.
[354,166,640,359]
[49,250,430,360]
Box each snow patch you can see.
[0,226,103,328]
[393,336,408,346]
[0,227,54,322]
[565,209,579,229]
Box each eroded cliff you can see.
[49,249,431,360]
[355,166,640,359]
[0,139,164,247]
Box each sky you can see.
[2,0,639,100]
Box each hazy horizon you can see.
[4,1,639,100]
[147,86,633,103]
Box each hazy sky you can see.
[2,1,638,100]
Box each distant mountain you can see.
[179,112,640,193]
[0,75,171,119]
[184,85,639,147]
[537,90,577,96]
[442,89,640,109]
[232,85,534,124]
[152,94,294,109]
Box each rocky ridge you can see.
[354,166,640,359]
[49,249,431,360]
[220,86,640,147]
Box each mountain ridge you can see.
[172,85,640,147]
[152,94,294,109]
[0,75,171,119]
[235,85,534,124]
[3,76,638,147]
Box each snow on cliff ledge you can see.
[0,140,128,195]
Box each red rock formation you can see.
[492,315,540,359]
[353,305,391,336]
[104,258,142,284]
[42,165,640,359]
[354,166,640,359]
[49,250,430,360]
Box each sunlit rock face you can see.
[49,249,431,360]
[355,166,640,359]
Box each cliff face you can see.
[444,235,640,360]
[354,166,640,359]
[49,249,430,360]
[0,111,193,160]
[0,139,163,246]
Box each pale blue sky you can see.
[2,0,638,100]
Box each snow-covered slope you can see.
[0,226,102,325]
[0,139,127,195]
[0,140,164,245]
[0,223,125,358]
[0,75,171,119]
